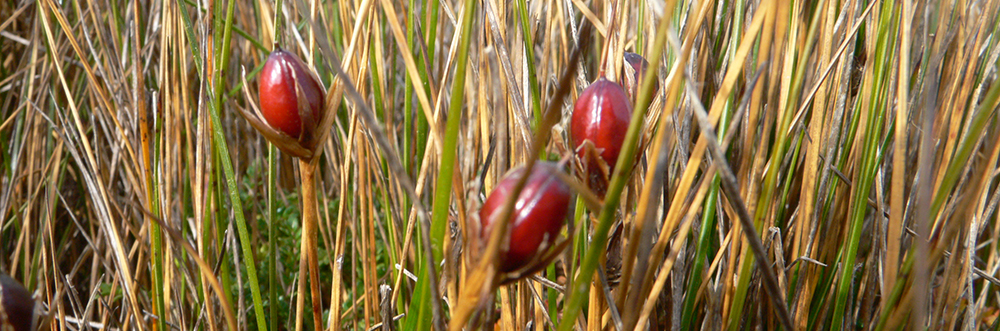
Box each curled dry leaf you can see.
[574,140,613,197]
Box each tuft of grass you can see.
[2,0,999,330]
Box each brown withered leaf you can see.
[575,140,612,197]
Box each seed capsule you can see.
[621,52,657,102]
[258,47,325,139]
[571,77,633,172]
[479,162,572,272]
[1,274,38,331]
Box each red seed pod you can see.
[258,47,325,139]
[571,77,633,172]
[479,162,572,272]
[621,52,658,102]
[0,274,39,331]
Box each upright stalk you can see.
[267,144,278,331]
[296,159,323,330]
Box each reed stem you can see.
[299,159,324,330]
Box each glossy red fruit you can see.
[258,47,325,139]
[480,162,572,272]
[1,274,38,331]
[571,78,633,171]
[621,52,658,100]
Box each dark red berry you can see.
[571,78,633,171]
[479,162,572,272]
[258,47,325,139]
[1,274,38,331]
[621,52,658,101]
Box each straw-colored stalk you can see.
[294,158,323,330]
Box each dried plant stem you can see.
[296,159,324,330]
[8,1,1000,330]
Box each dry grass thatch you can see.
[2,0,1000,330]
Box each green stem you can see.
[207,0,268,327]
[556,1,675,328]
[268,144,278,331]
[405,0,477,329]
[680,176,718,329]
[515,0,542,130]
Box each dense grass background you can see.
[1,0,999,330]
